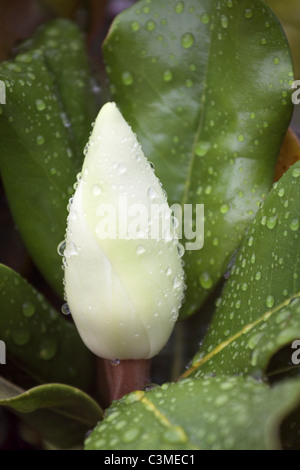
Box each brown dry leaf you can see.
[274,127,300,181]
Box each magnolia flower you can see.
[63,102,185,360]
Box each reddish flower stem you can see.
[98,358,151,407]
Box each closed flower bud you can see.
[63,102,185,360]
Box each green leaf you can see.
[184,162,300,379]
[85,376,300,450]
[265,0,300,79]
[0,19,99,296]
[0,263,94,391]
[103,0,293,317]
[0,377,102,449]
[19,19,100,161]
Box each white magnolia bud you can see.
[63,102,185,360]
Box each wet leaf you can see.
[0,377,102,449]
[85,376,300,450]
[0,19,99,296]
[103,0,293,317]
[265,0,300,79]
[184,161,300,379]
[0,263,94,391]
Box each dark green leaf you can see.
[0,263,94,390]
[184,162,300,379]
[0,377,102,449]
[0,19,99,296]
[85,376,300,450]
[103,0,293,317]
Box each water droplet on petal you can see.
[136,245,145,255]
[61,303,71,316]
[92,184,102,196]
[177,243,185,257]
[147,186,156,199]
[118,163,127,174]
[57,240,66,256]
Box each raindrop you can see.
[220,204,229,214]
[146,20,156,31]
[175,1,184,13]
[136,245,145,255]
[177,243,185,257]
[195,141,211,157]
[92,184,102,196]
[260,215,267,226]
[255,271,261,281]
[57,240,66,256]
[247,236,254,247]
[273,57,280,65]
[122,427,141,443]
[267,215,278,230]
[163,427,186,444]
[163,70,173,82]
[22,301,36,318]
[173,277,181,289]
[130,20,140,31]
[39,337,57,360]
[180,32,195,48]
[144,383,159,391]
[147,186,156,199]
[199,272,213,290]
[221,14,228,28]
[61,303,71,316]
[122,71,133,86]
[118,163,127,174]
[166,267,172,276]
[110,358,120,366]
[244,8,253,18]
[12,328,31,346]
[290,218,299,231]
[278,188,285,197]
[36,135,45,146]
[265,295,275,309]
[35,99,46,111]
[292,167,300,178]
[200,13,210,24]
